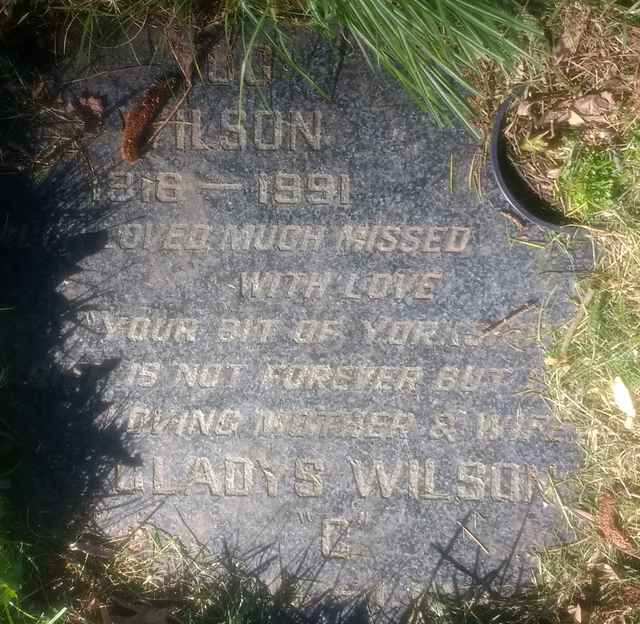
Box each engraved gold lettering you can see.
[120,224,143,249]
[255,111,283,150]
[256,461,280,496]
[186,457,221,495]
[115,464,144,494]
[293,320,337,344]
[446,226,472,253]
[263,365,422,393]
[224,457,253,496]
[221,110,247,150]
[157,172,183,202]
[175,364,243,388]
[207,45,234,84]
[107,172,134,202]
[127,362,160,387]
[408,460,448,500]
[321,518,351,559]
[349,458,403,498]
[491,463,521,503]
[153,457,176,494]
[341,272,443,301]
[476,413,504,440]
[457,462,486,500]
[290,111,322,150]
[275,173,302,203]
[294,458,324,497]
[240,272,333,299]
[430,413,457,441]
[436,366,510,391]
[335,225,472,254]
[217,318,277,343]
[175,109,207,150]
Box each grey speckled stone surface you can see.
[52,42,578,609]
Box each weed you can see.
[558,147,621,223]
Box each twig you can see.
[455,521,490,554]
[499,210,526,230]
[482,298,538,335]
[147,86,191,147]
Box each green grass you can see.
[558,147,621,223]
[0,497,69,624]
[541,180,640,621]
[556,127,640,225]
[2,0,540,136]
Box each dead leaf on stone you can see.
[121,78,174,164]
[64,94,106,133]
[77,95,105,133]
[79,95,105,118]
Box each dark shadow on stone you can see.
[0,164,139,545]
[180,502,556,624]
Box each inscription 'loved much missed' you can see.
[105,223,473,254]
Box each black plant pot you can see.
[490,94,577,230]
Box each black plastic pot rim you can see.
[490,93,579,232]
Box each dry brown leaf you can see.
[554,31,581,62]
[79,95,105,118]
[586,553,619,581]
[568,602,590,624]
[542,108,570,126]
[553,11,588,63]
[568,110,585,127]
[597,491,635,554]
[78,95,105,132]
[121,79,174,164]
[574,94,612,117]
[600,90,615,107]
[621,585,640,605]
[516,100,534,118]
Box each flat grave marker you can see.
[51,42,576,609]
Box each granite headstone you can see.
[48,41,576,608]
